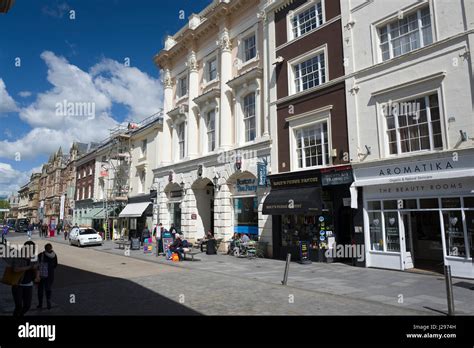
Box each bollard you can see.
[281,253,291,285]
[444,265,455,316]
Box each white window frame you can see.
[287,44,328,96]
[177,122,186,160]
[242,92,257,143]
[374,3,434,63]
[81,187,85,200]
[176,71,188,100]
[236,24,259,70]
[203,54,219,86]
[206,109,216,153]
[287,106,332,172]
[287,0,326,42]
[381,90,444,158]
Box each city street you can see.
[1,233,473,316]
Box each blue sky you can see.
[0,0,211,196]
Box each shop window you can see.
[443,211,465,257]
[463,197,474,208]
[367,201,381,210]
[384,211,400,252]
[419,198,439,209]
[441,197,461,208]
[401,199,417,210]
[368,211,383,251]
[234,197,258,237]
[383,200,398,210]
[465,211,474,258]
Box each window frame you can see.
[382,91,444,157]
[242,92,257,143]
[177,122,186,160]
[288,45,328,96]
[176,72,188,99]
[206,109,216,153]
[287,0,326,41]
[287,106,332,172]
[236,25,259,70]
[375,4,434,63]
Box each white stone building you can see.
[153,0,272,253]
[342,0,474,278]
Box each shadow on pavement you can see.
[1,263,201,316]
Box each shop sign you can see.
[354,152,474,185]
[321,169,353,186]
[257,162,267,187]
[236,178,257,193]
[191,213,197,220]
[270,172,319,189]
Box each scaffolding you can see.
[101,111,163,240]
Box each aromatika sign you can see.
[353,152,474,186]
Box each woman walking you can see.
[37,243,58,310]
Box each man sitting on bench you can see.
[169,233,184,261]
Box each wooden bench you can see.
[115,240,131,250]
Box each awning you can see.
[93,207,116,219]
[262,187,323,215]
[118,202,151,218]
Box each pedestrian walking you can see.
[41,223,48,238]
[1,224,8,244]
[27,223,33,240]
[36,243,58,310]
[154,223,164,256]
[9,241,39,317]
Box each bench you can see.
[182,247,202,261]
[198,238,223,253]
[115,240,131,250]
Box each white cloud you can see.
[0,79,18,114]
[0,51,163,161]
[0,163,38,197]
[18,91,32,98]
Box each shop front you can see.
[263,167,354,262]
[230,177,259,240]
[354,150,474,279]
[118,195,153,239]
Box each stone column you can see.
[181,184,197,241]
[187,51,199,159]
[219,28,233,150]
[214,181,233,247]
[161,68,173,165]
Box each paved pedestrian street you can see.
[1,235,473,316]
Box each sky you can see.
[0,0,211,197]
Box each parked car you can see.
[69,227,103,247]
[6,218,16,230]
[15,218,30,233]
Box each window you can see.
[207,110,216,152]
[178,75,188,98]
[243,34,256,62]
[291,2,323,39]
[76,189,80,201]
[234,197,258,236]
[81,187,85,200]
[141,139,147,157]
[443,210,465,257]
[368,211,384,251]
[83,169,86,178]
[207,57,217,82]
[385,93,442,155]
[177,123,185,159]
[138,170,146,193]
[89,167,92,176]
[99,180,104,200]
[379,6,432,61]
[295,122,329,169]
[294,53,326,93]
[87,185,91,199]
[243,93,256,142]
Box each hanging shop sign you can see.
[257,162,267,187]
[170,190,183,198]
[299,241,311,264]
[236,178,257,194]
[321,167,353,186]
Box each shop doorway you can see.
[403,211,444,274]
[192,178,214,239]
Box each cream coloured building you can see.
[153,0,273,253]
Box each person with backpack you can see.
[36,243,58,310]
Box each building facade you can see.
[6,194,19,219]
[73,148,97,227]
[261,0,355,262]
[153,0,272,251]
[341,0,474,278]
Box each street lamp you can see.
[213,174,220,192]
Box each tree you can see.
[0,200,11,221]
